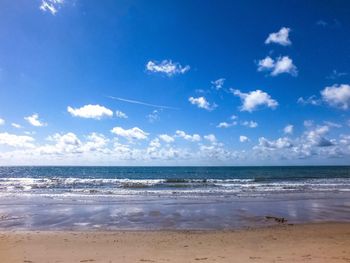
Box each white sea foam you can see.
[0,177,349,197]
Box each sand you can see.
[0,223,349,262]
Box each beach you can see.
[0,167,349,262]
[1,223,350,262]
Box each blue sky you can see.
[0,0,350,165]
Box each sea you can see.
[0,166,349,230]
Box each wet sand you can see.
[0,223,349,262]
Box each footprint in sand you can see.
[195,258,208,261]
[80,260,95,262]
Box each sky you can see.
[0,0,350,165]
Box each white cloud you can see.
[211,78,225,90]
[242,121,258,128]
[111,127,149,141]
[147,110,161,123]
[265,27,291,46]
[83,133,109,152]
[0,118,4,125]
[217,121,237,128]
[146,60,190,76]
[284,124,294,134]
[11,123,21,129]
[175,130,201,142]
[0,132,35,148]
[189,96,216,111]
[258,137,293,149]
[258,56,297,76]
[24,113,47,127]
[159,134,175,143]
[67,104,113,119]
[304,125,334,147]
[323,121,342,128]
[149,138,161,148]
[257,56,274,70]
[327,70,347,80]
[232,89,278,112]
[39,132,110,156]
[239,135,249,143]
[204,134,217,143]
[321,84,350,110]
[304,120,314,127]
[40,0,64,15]
[297,95,321,106]
[44,132,82,154]
[115,110,128,119]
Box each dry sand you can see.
[0,223,349,262]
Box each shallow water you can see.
[0,166,349,230]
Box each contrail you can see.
[108,96,180,110]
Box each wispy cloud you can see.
[108,96,179,110]
[147,110,161,123]
[326,70,348,80]
[40,0,64,15]
[145,60,190,76]
[211,78,225,90]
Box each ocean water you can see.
[0,166,350,197]
[0,166,349,230]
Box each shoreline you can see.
[1,192,350,231]
[1,222,350,262]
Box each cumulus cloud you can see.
[304,125,334,147]
[67,104,113,119]
[211,78,225,90]
[115,110,128,119]
[204,134,217,143]
[0,132,35,148]
[0,118,4,125]
[265,27,291,46]
[258,56,297,76]
[242,121,258,128]
[146,60,190,76]
[232,89,278,112]
[258,137,293,149]
[111,127,149,141]
[40,0,64,15]
[284,124,294,134]
[24,113,47,127]
[321,84,350,110]
[189,96,216,111]
[82,133,109,152]
[239,135,249,143]
[175,130,201,142]
[159,134,175,143]
[44,132,82,154]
